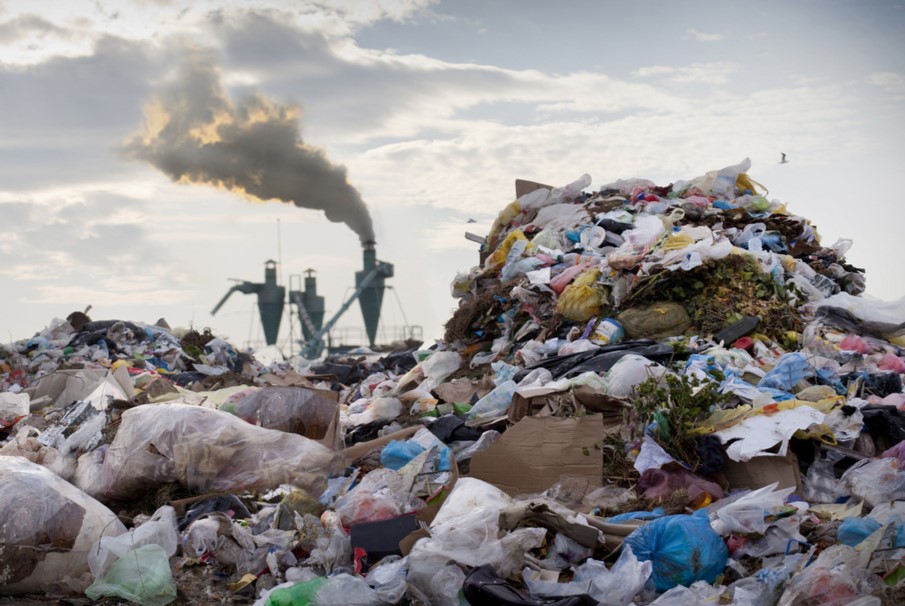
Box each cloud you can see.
[631,62,738,85]
[0,1,440,65]
[866,72,905,100]
[684,28,724,42]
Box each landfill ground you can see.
[4,159,905,605]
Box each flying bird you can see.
[780,153,789,164]
[467,218,477,223]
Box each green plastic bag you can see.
[265,577,328,606]
[85,543,176,606]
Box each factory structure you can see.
[211,242,421,358]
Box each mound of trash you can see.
[2,158,905,605]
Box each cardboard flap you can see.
[469,414,605,496]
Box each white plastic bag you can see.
[75,403,338,501]
[0,455,126,594]
[89,505,178,579]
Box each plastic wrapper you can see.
[624,512,728,592]
[85,543,176,606]
[74,403,339,502]
[0,455,126,595]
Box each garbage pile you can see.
[3,158,905,605]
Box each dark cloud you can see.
[212,11,531,140]
[0,14,70,43]
[0,35,161,190]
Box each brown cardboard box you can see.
[469,413,606,496]
[722,451,803,493]
[508,385,627,427]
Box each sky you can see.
[1,0,904,353]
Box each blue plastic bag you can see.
[838,517,905,548]
[380,440,425,470]
[608,508,665,523]
[759,353,815,392]
[623,512,728,592]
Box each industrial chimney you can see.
[355,241,393,347]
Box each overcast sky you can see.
[1,0,904,351]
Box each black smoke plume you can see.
[125,55,374,243]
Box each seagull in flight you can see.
[780,152,789,164]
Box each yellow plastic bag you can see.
[487,229,528,268]
[557,268,603,322]
[736,173,768,196]
[661,232,695,252]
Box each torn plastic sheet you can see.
[713,405,825,462]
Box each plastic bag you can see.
[365,555,408,604]
[605,354,667,398]
[74,403,338,502]
[0,455,126,594]
[347,397,403,426]
[710,483,796,536]
[380,440,426,470]
[557,268,604,322]
[419,352,463,393]
[523,546,651,606]
[334,468,421,527]
[646,580,725,605]
[262,577,327,606]
[412,478,545,577]
[777,545,879,606]
[406,555,466,606]
[758,352,815,392]
[624,512,728,592]
[550,258,592,294]
[467,564,596,605]
[314,573,383,606]
[0,392,29,421]
[89,505,177,579]
[695,157,751,198]
[466,380,517,421]
[842,457,905,508]
[85,543,176,606]
[226,386,338,441]
[543,533,594,570]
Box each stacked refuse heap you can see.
[3,158,905,606]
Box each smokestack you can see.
[356,240,392,348]
[124,54,375,244]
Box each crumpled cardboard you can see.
[469,413,608,496]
